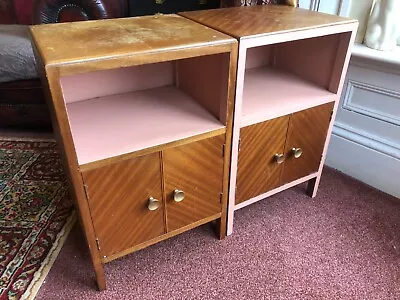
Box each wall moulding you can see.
[332,122,400,160]
[342,79,400,126]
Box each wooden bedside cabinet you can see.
[30,15,237,290]
[181,6,358,235]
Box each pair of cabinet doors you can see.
[236,102,334,204]
[82,135,225,258]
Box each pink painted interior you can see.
[245,46,272,69]
[327,32,353,94]
[176,53,230,125]
[65,86,224,165]
[273,34,342,92]
[60,53,231,165]
[240,34,346,126]
[242,67,335,126]
[60,62,174,103]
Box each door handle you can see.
[147,197,160,211]
[173,190,185,202]
[291,147,303,158]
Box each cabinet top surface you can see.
[180,6,357,39]
[29,14,235,66]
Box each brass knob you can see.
[274,153,285,164]
[147,197,160,211]
[173,190,185,202]
[155,0,165,4]
[291,147,303,158]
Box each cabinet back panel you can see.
[60,62,174,104]
[243,33,350,92]
[176,53,230,124]
[273,34,342,91]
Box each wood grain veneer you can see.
[82,152,165,258]
[29,14,235,68]
[103,213,221,263]
[281,102,334,184]
[164,135,224,231]
[180,6,355,39]
[236,116,289,204]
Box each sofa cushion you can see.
[0,25,38,83]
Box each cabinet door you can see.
[82,153,165,258]
[164,135,224,232]
[236,116,290,204]
[281,102,334,184]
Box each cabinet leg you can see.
[306,176,320,198]
[212,216,227,240]
[93,260,106,291]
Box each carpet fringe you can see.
[0,136,55,142]
[20,211,77,300]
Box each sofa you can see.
[0,0,294,130]
[0,0,129,130]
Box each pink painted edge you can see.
[227,47,247,236]
[308,27,358,197]
[234,173,317,210]
[242,23,358,48]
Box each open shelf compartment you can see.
[241,32,352,126]
[60,53,230,166]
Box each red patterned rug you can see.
[0,138,75,300]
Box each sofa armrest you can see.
[32,0,128,24]
[0,1,18,24]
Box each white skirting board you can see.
[326,127,400,198]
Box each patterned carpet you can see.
[0,139,75,300]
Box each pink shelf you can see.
[241,67,335,126]
[66,86,225,165]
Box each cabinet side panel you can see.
[82,153,165,258]
[281,102,334,184]
[164,135,224,232]
[60,62,174,103]
[176,53,229,124]
[236,116,289,204]
[30,38,107,288]
[328,31,353,94]
[273,34,341,90]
